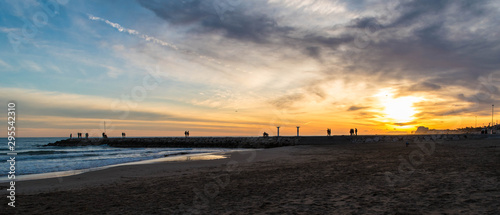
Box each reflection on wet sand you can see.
[168,154,228,162]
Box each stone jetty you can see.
[46,137,299,148]
[46,134,492,148]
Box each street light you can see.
[296,126,300,137]
[277,126,280,137]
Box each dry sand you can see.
[2,138,499,214]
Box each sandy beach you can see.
[2,137,499,214]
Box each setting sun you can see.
[384,96,421,123]
[375,89,423,125]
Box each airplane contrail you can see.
[88,14,178,50]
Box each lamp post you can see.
[296,126,300,137]
[492,104,494,127]
[277,126,280,137]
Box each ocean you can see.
[0,137,228,182]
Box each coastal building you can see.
[415,125,497,134]
[415,126,461,134]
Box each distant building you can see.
[415,126,429,134]
[415,125,498,135]
[414,126,463,134]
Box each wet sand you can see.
[2,138,499,214]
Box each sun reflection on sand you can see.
[167,154,228,162]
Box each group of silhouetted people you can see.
[326,128,358,136]
[71,133,89,139]
[262,132,269,137]
[349,128,358,136]
[70,132,129,139]
[184,131,190,137]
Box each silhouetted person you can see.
[263,132,269,137]
[355,128,358,136]
[85,133,89,139]
[349,129,354,136]
[122,132,126,138]
[185,131,190,137]
[102,132,107,138]
[327,128,331,136]
[70,133,72,139]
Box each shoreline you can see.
[2,138,499,213]
[1,147,269,195]
[0,150,245,184]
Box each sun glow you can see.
[384,97,420,123]
[376,89,423,124]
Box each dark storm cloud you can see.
[136,0,211,24]
[389,0,450,27]
[408,82,441,91]
[138,0,360,48]
[137,0,293,43]
[346,0,500,92]
[347,106,369,111]
[457,93,497,105]
[390,0,489,28]
[302,34,355,50]
[347,17,382,30]
[304,46,321,59]
[138,0,500,100]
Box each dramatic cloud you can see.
[345,0,500,88]
[143,0,500,95]
[2,0,499,136]
[137,0,293,43]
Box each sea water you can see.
[0,137,228,181]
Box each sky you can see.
[1,0,500,137]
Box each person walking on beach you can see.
[327,128,331,136]
[350,129,354,136]
[355,128,358,136]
